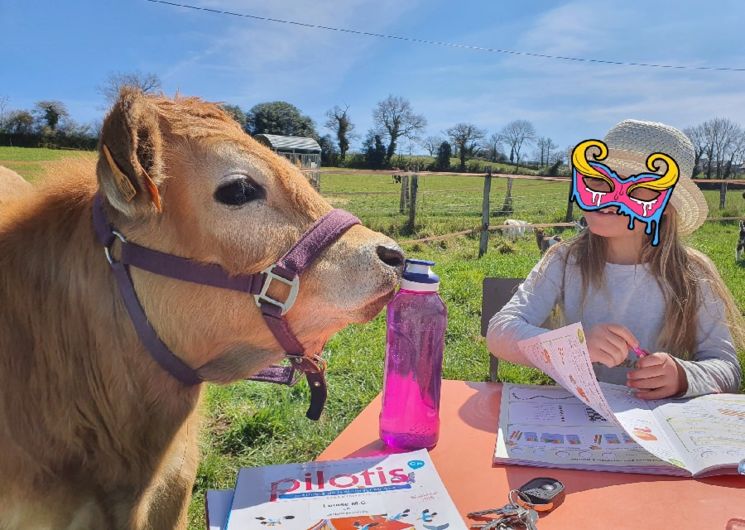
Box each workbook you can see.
[494,323,745,477]
[216,449,467,530]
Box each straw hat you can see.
[601,119,708,235]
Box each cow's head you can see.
[96,89,403,381]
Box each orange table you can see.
[318,380,745,529]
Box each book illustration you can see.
[495,323,745,476]
[256,515,296,526]
[306,515,414,529]
[224,449,466,530]
[507,386,576,401]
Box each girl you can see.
[487,120,744,399]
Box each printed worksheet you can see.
[497,323,745,476]
[517,323,618,424]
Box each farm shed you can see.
[254,134,321,190]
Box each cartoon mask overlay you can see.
[571,139,680,246]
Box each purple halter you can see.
[92,193,361,420]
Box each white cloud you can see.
[160,0,421,106]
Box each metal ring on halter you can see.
[104,230,128,265]
[253,265,300,315]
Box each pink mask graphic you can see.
[571,139,680,246]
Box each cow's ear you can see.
[96,87,164,216]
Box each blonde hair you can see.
[551,212,744,359]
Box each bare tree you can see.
[4,110,35,135]
[684,124,708,177]
[705,118,740,180]
[535,136,558,166]
[484,132,504,162]
[719,128,745,208]
[446,123,486,171]
[421,135,444,157]
[324,105,355,161]
[500,120,536,172]
[372,95,427,164]
[99,71,162,105]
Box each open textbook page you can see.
[225,449,466,530]
[495,323,745,476]
[646,393,745,476]
[494,383,687,475]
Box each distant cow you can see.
[0,89,403,529]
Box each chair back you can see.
[481,277,523,382]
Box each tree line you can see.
[0,72,164,150]
[4,71,744,181]
[228,95,562,174]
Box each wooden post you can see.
[500,177,514,215]
[720,179,728,210]
[565,147,575,222]
[479,169,492,258]
[399,174,409,213]
[564,178,575,222]
[406,174,418,233]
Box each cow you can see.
[0,88,403,529]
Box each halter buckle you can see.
[254,265,300,315]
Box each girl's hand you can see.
[586,323,638,367]
[626,353,688,399]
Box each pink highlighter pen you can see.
[632,346,650,358]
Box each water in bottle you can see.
[379,259,447,450]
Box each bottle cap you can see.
[401,259,440,292]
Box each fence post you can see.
[500,177,514,215]
[399,174,409,213]
[564,147,575,222]
[720,179,728,209]
[406,174,418,233]
[479,168,492,258]
[564,178,575,222]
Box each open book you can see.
[494,323,745,477]
[214,449,466,530]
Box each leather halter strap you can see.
[91,193,360,420]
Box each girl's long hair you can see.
[560,211,744,359]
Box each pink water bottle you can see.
[379,259,447,450]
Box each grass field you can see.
[1,146,744,529]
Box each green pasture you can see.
[0,146,95,182]
[1,147,744,529]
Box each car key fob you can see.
[517,477,565,512]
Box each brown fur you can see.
[0,90,402,529]
[0,165,32,206]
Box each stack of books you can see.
[206,449,467,530]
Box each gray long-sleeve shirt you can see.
[486,246,741,397]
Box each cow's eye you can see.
[214,178,264,206]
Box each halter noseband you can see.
[92,193,361,420]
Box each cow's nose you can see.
[376,244,405,270]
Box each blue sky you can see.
[3,0,745,154]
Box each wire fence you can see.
[319,169,745,254]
